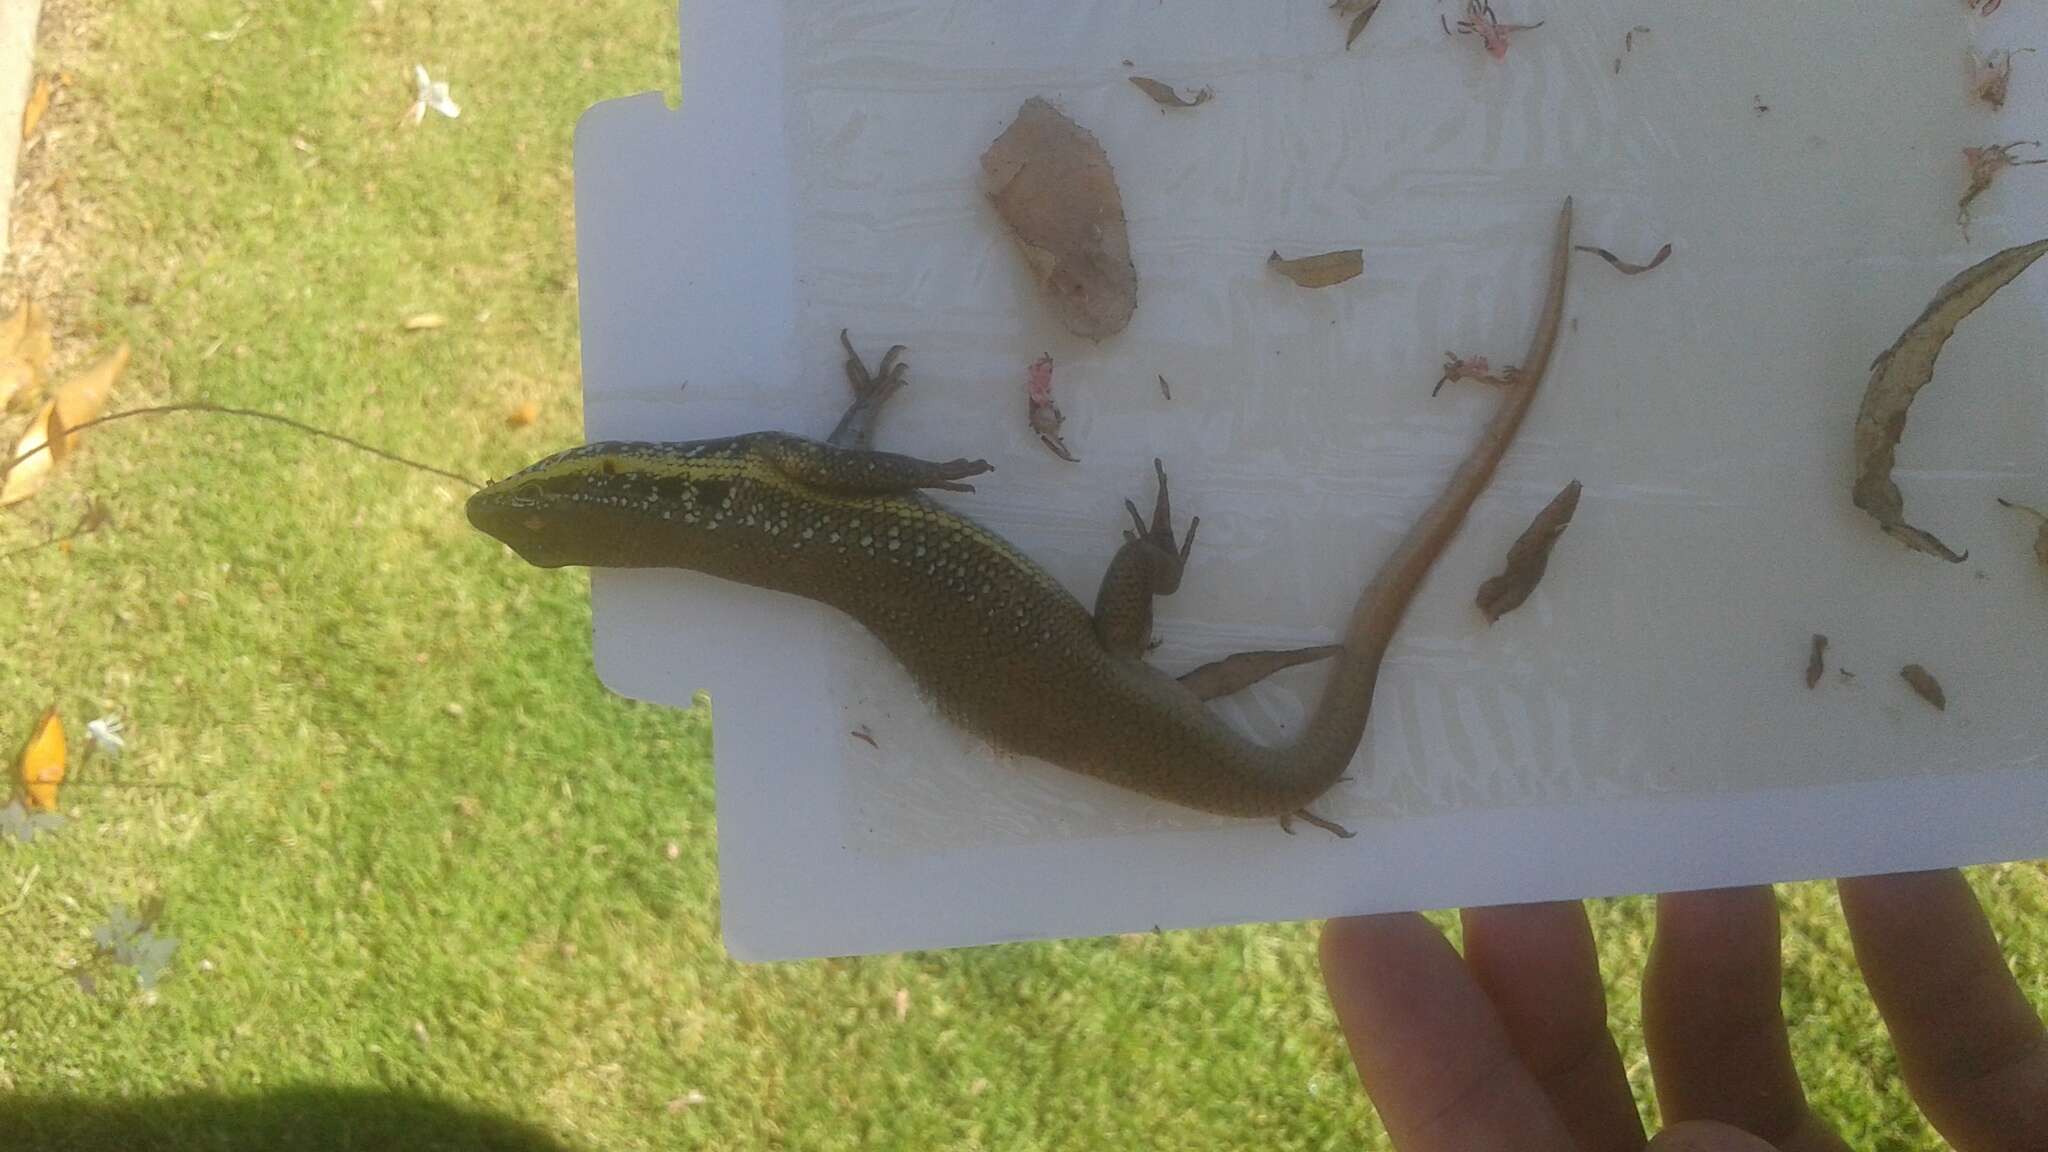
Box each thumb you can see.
[1648,1120,1781,1152]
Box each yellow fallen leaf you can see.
[51,343,126,456]
[506,400,539,428]
[20,75,50,141]
[0,401,60,506]
[1,300,55,413]
[17,706,65,812]
[403,313,447,331]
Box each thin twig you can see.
[0,403,481,490]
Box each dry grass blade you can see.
[1852,237,2048,562]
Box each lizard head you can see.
[467,438,754,570]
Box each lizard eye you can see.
[505,480,544,508]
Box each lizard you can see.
[467,198,1573,835]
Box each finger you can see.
[1321,912,1578,1151]
[1645,1120,1781,1152]
[1838,870,2048,1150]
[1642,887,1848,1152]
[1462,902,1646,1152]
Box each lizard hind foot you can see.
[1279,808,1356,839]
[831,329,912,449]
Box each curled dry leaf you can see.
[0,344,125,507]
[1476,480,1581,623]
[20,75,50,141]
[16,705,64,812]
[1331,0,1383,49]
[1575,242,1671,276]
[0,402,58,506]
[1958,143,2044,239]
[1899,664,1946,711]
[1996,497,2048,570]
[1157,374,1171,401]
[1851,237,2048,562]
[981,98,1137,341]
[1267,248,1364,289]
[1805,633,1828,689]
[1128,77,1212,108]
[1024,354,1076,462]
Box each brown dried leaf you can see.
[506,400,539,428]
[0,299,55,413]
[51,343,126,456]
[1128,77,1212,108]
[1267,248,1364,289]
[1332,0,1383,48]
[0,402,59,506]
[1996,497,2048,569]
[1576,242,1671,276]
[1900,664,1946,711]
[1476,480,1582,623]
[981,98,1137,341]
[20,75,50,141]
[1805,633,1828,690]
[1852,237,2048,562]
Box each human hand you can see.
[1319,870,2048,1150]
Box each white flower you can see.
[406,65,461,126]
[86,715,125,758]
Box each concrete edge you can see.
[0,0,44,274]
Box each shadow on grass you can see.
[0,1086,580,1151]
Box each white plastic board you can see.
[571,1,2048,960]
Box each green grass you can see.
[0,2,2040,1149]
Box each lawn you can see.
[0,2,2040,1149]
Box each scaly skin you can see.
[468,199,1573,822]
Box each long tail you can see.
[1287,197,1575,786]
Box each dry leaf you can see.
[506,400,539,428]
[1476,480,1582,623]
[1128,77,1212,108]
[1576,242,1671,276]
[1268,248,1364,289]
[403,313,448,331]
[0,402,59,506]
[1332,0,1383,49]
[1958,143,2044,239]
[1852,237,2048,562]
[1805,633,1828,690]
[1996,497,2048,570]
[981,98,1137,341]
[51,343,127,456]
[1900,664,1946,711]
[1157,374,1171,401]
[20,75,50,141]
[0,299,55,413]
[16,706,65,812]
